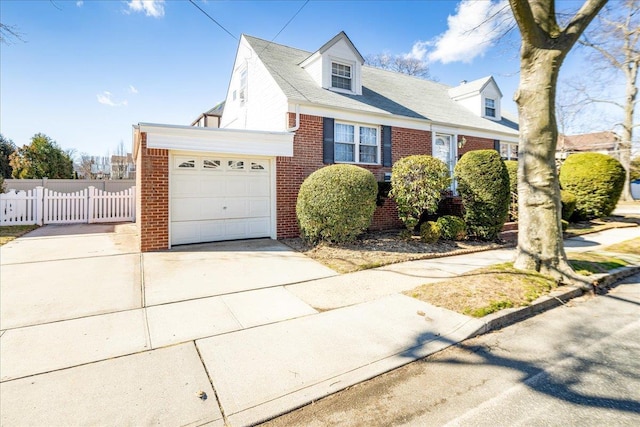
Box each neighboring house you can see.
[556,131,620,160]
[191,102,225,128]
[133,31,519,251]
[111,153,136,180]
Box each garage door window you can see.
[203,159,222,170]
[251,161,267,171]
[177,159,196,168]
[228,160,245,170]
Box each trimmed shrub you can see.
[560,190,577,222]
[296,164,377,244]
[559,153,626,220]
[561,219,569,232]
[420,221,441,243]
[454,150,510,240]
[436,215,467,240]
[390,155,451,231]
[504,160,518,221]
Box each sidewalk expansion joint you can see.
[193,341,229,426]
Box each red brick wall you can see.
[276,114,436,238]
[458,135,495,158]
[136,132,169,251]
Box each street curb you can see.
[475,264,640,336]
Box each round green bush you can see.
[389,155,450,231]
[420,221,441,243]
[559,153,625,220]
[454,150,510,240]
[296,164,378,244]
[560,190,577,222]
[504,160,518,221]
[436,215,467,240]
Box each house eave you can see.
[136,123,294,157]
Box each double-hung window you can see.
[334,122,379,164]
[485,98,496,117]
[500,142,518,160]
[331,62,352,91]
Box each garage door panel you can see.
[172,175,202,198]
[170,155,272,245]
[248,199,270,216]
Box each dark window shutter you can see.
[323,117,335,164]
[382,125,392,167]
[493,139,500,151]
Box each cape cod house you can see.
[133,31,519,251]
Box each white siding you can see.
[302,53,323,87]
[481,82,502,120]
[220,36,288,132]
[321,39,362,95]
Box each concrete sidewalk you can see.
[1,224,639,426]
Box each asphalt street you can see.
[261,273,640,427]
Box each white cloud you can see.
[425,0,514,64]
[129,85,138,94]
[127,0,165,18]
[76,1,84,7]
[97,91,128,107]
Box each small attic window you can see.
[331,62,352,90]
[485,98,496,117]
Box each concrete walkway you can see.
[1,224,639,426]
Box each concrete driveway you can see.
[0,223,336,381]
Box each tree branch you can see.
[563,0,608,46]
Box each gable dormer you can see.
[300,31,365,95]
[448,76,503,121]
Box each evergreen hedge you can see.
[454,150,510,240]
[296,164,378,244]
[559,153,625,220]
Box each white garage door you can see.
[170,154,272,245]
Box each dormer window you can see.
[331,62,352,91]
[485,98,496,117]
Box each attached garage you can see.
[133,123,293,251]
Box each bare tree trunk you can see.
[513,49,593,289]
[620,59,638,201]
[509,0,606,290]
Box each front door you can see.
[433,133,457,191]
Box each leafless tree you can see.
[365,53,431,79]
[509,0,607,288]
[110,140,128,180]
[569,0,639,201]
[77,154,96,179]
[0,23,24,45]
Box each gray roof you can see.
[244,35,518,136]
[448,76,502,98]
[206,101,225,117]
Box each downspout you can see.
[286,104,300,132]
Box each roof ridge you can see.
[242,34,312,56]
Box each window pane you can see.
[335,123,354,143]
[332,63,351,78]
[359,145,377,163]
[332,75,351,90]
[335,143,354,162]
[485,98,495,108]
[360,126,377,145]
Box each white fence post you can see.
[88,186,95,224]
[35,186,44,225]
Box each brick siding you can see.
[136,132,169,251]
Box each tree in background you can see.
[9,133,74,179]
[365,53,431,79]
[0,134,16,178]
[509,0,607,288]
[564,0,640,200]
[77,154,96,179]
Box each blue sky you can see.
[0,0,624,158]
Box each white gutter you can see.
[286,104,301,132]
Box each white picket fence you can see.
[1,186,135,225]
